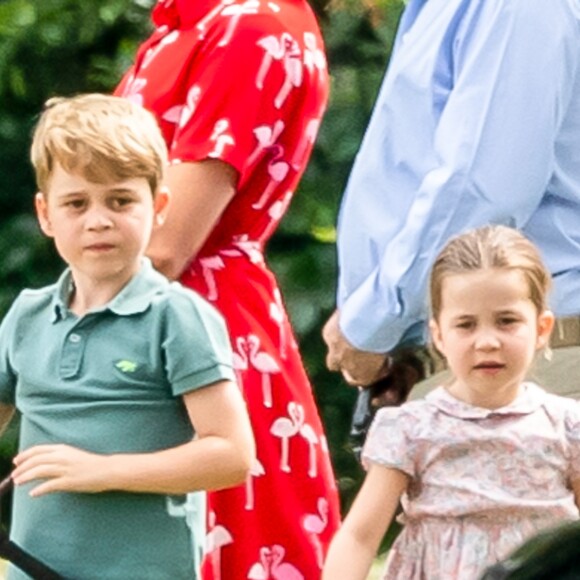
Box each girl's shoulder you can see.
[536,384,580,425]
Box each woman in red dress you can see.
[115,1,340,578]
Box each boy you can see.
[0,94,255,579]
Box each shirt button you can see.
[69,333,82,343]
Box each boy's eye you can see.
[456,321,474,330]
[65,199,85,209]
[111,197,134,208]
[498,317,518,326]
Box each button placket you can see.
[60,330,87,379]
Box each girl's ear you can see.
[153,186,170,227]
[429,318,445,357]
[536,309,555,350]
[34,192,53,237]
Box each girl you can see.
[323,225,580,579]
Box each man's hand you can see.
[322,310,389,386]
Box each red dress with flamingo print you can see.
[115,1,340,578]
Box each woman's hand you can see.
[12,444,110,497]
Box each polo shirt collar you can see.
[51,258,169,322]
[426,382,547,419]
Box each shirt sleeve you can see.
[168,13,326,178]
[162,286,236,396]
[338,0,579,352]
[0,297,20,405]
[565,401,580,482]
[361,406,416,477]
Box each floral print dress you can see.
[363,383,580,579]
[115,1,340,579]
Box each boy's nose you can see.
[86,207,113,230]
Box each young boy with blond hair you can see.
[0,94,255,579]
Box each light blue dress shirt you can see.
[337,0,580,353]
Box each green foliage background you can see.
[0,0,404,514]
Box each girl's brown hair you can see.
[430,225,551,320]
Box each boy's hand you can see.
[12,444,110,497]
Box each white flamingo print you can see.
[252,145,290,210]
[268,190,293,221]
[220,234,264,264]
[163,85,202,127]
[256,33,290,90]
[120,75,147,106]
[196,0,234,39]
[247,334,280,408]
[141,29,180,69]
[303,32,326,73]
[205,510,234,580]
[299,422,319,478]
[274,36,303,109]
[232,336,249,391]
[219,0,260,47]
[269,288,288,359]
[247,120,285,167]
[291,118,320,170]
[245,458,265,510]
[199,255,225,301]
[302,498,329,569]
[247,544,304,579]
[270,402,304,472]
[208,119,235,158]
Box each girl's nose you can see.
[474,329,500,351]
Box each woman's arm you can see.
[322,464,408,579]
[148,160,237,280]
[12,380,255,497]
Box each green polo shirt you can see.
[0,259,235,579]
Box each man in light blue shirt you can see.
[323,0,580,395]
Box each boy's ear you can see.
[34,192,54,237]
[153,186,170,227]
[536,309,555,350]
[429,318,445,357]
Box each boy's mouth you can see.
[85,243,115,251]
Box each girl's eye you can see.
[498,317,518,326]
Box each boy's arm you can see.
[322,464,408,580]
[12,379,255,496]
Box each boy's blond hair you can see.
[31,94,167,194]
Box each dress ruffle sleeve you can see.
[565,400,580,482]
[361,405,416,477]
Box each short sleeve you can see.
[169,13,328,175]
[162,285,235,396]
[362,406,416,477]
[0,296,20,405]
[565,401,580,482]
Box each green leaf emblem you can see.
[115,360,138,373]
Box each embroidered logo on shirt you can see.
[115,360,138,373]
